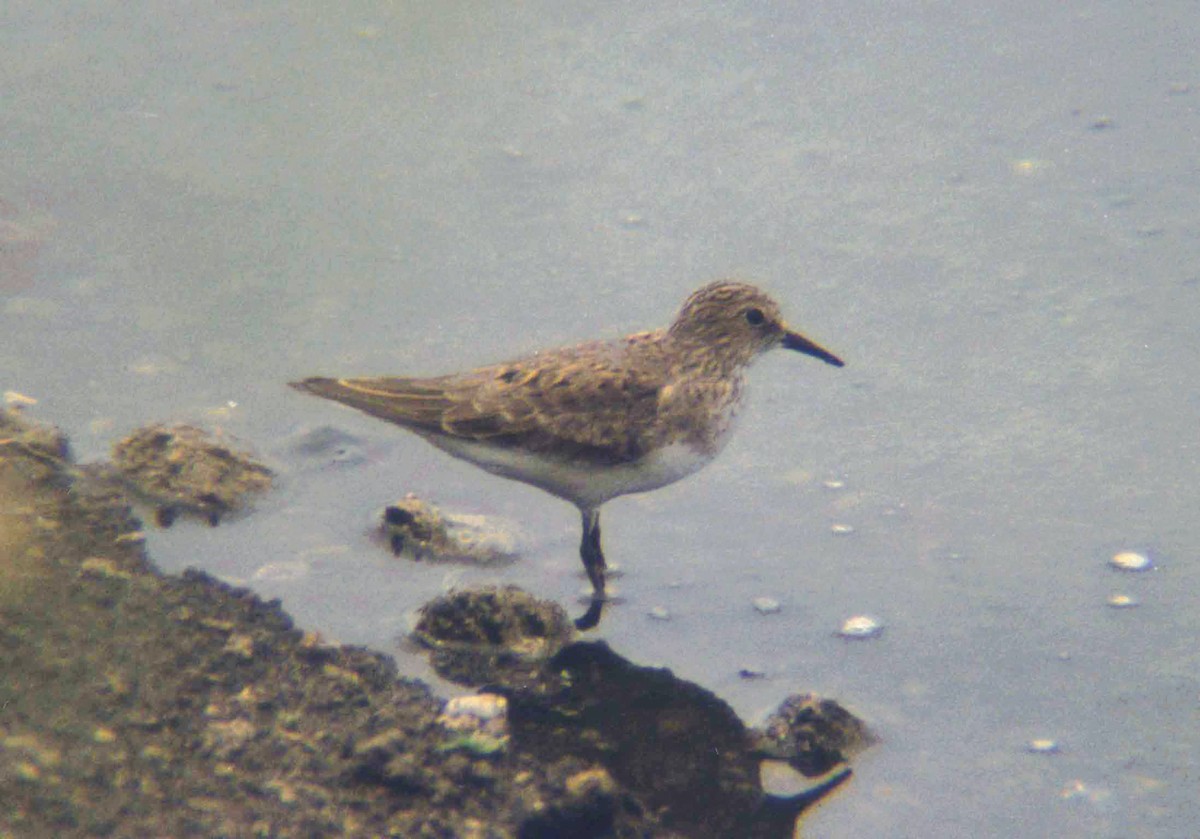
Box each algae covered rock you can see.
[110,424,273,526]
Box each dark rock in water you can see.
[755,692,877,777]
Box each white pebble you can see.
[1109,551,1152,572]
[837,615,883,639]
[830,523,855,536]
[1106,594,1139,609]
[1027,738,1060,754]
[439,693,508,729]
[753,597,781,615]
[753,597,782,619]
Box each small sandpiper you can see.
[292,281,843,605]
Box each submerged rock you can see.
[411,586,575,685]
[109,423,273,526]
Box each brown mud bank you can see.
[0,409,867,837]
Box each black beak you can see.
[782,330,844,367]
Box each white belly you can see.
[426,436,715,510]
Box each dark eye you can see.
[744,308,765,326]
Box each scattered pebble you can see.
[436,694,511,756]
[1109,550,1153,572]
[737,667,767,680]
[752,597,781,615]
[1060,779,1111,803]
[837,615,883,639]
[1106,594,1139,609]
[822,478,845,490]
[1027,738,1060,754]
[438,694,508,731]
[830,523,855,536]
[647,606,671,621]
[1011,158,1052,175]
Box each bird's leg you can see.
[579,508,606,594]
[574,508,608,631]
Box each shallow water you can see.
[4,2,1198,836]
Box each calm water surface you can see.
[3,3,1198,836]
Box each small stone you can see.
[647,606,671,621]
[752,597,781,615]
[1060,779,1111,803]
[438,694,508,732]
[822,478,845,490]
[1106,594,1139,609]
[837,615,883,639]
[1027,738,1060,754]
[1011,158,1052,175]
[380,494,520,565]
[830,523,855,536]
[1109,551,1152,572]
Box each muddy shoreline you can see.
[0,409,864,837]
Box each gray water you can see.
[4,3,1198,836]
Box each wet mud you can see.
[0,409,867,837]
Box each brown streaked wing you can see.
[291,375,460,432]
[295,335,671,462]
[441,345,667,460]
